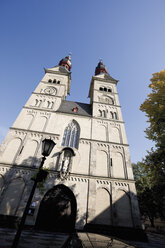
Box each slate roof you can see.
[56,100,92,117]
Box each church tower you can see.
[0,56,144,239]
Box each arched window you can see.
[51,102,54,109]
[110,111,114,119]
[61,121,80,149]
[35,99,39,106]
[108,88,112,92]
[47,101,51,108]
[99,109,102,117]
[102,110,106,118]
[114,112,117,119]
[99,87,103,91]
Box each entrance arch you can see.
[35,184,77,232]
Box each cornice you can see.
[44,68,71,77]
[32,92,64,98]
[92,75,118,84]
[55,110,125,123]
[65,172,135,183]
[23,106,56,113]
[79,137,129,147]
[55,110,92,118]
[0,164,135,184]
[10,127,60,138]
[93,101,121,108]
[93,116,124,124]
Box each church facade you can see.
[0,56,143,236]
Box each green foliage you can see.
[31,168,49,195]
[134,70,165,226]
[140,70,165,147]
[132,162,164,227]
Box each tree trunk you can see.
[149,217,155,227]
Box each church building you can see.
[0,56,143,238]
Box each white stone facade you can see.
[0,61,142,231]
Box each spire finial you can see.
[68,52,72,61]
[59,55,72,71]
[95,59,108,75]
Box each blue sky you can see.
[0,0,164,163]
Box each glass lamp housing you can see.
[42,139,56,157]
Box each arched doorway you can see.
[35,184,77,233]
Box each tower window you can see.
[104,87,107,92]
[114,112,117,119]
[99,87,103,91]
[62,121,80,149]
[110,158,113,166]
[48,79,52,83]
[57,80,60,84]
[99,109,102,117]
[108,88,112,92]
[102,110,106,118]
[110,111,114,119]
[53,79,56,83]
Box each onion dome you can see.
[95,60,108,75]
[59,55,72,71]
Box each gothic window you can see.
[53,79,56,83]
[108,88,112,92]
[48,79,52,83]
[104,87,107,92]
[57,80,60,84]
[61,121,80,149]
[99,87,103,91]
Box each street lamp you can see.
[12,138,56,248]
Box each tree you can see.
[133,161,164,227]
[133,162,156,227]
[133,70,165,227]
[140,70,165,147]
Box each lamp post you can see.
[12,139,56,248]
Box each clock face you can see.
[44,87,56,95]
